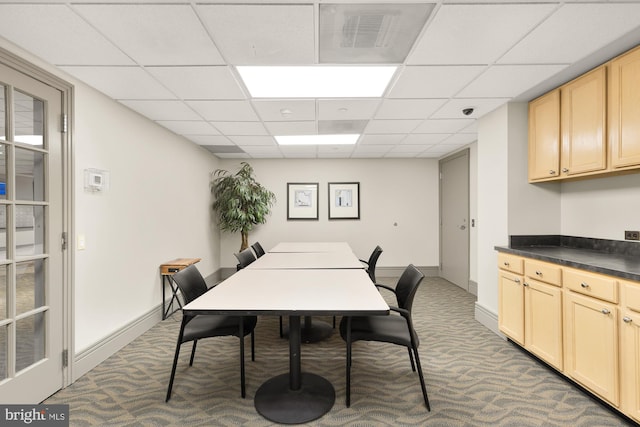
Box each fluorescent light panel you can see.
[237,66,397,98]
[276,134,359,145]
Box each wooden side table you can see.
[160,258,201,319]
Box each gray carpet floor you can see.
[44,276,637,426]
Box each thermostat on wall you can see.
[84,168,110,193]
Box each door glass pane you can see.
[16,206,44,256]
[16,311,45,372]
[13,90,44,148]
[15,147,44,201]
[0,143,6,200]
[0,85,5,141]
[0,324,6,380]
[0,264,7,319]
[16,260,45,315]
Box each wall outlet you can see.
[625,230,640,241]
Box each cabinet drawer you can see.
[498,253,524,274]
[622,280,640,313]
[525,259,562,287]
[564,268,618,303]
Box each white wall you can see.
[217,158,440,270]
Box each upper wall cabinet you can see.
[528,44,640,183]
[609,45,640,170]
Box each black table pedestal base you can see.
[282,317,333,343]
[254,372,335,424]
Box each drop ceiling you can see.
[1,1,640,159]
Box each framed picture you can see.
[287,183,319,220]
[328,182,360,220]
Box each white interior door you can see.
[440,150,470,292]
[0,61,65,403]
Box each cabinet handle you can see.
[624,316,633,323]
[535,270,542,276]
[562,168,569,173]
[503,261,510,266]
[523,282,529,287]
[580,282,589,288]
[549,170,556,175]
[514,278,521,284]
[601,308,611,315]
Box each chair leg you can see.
[412,345,431,411]
[239,318,246,398]
[166,318,187,402]
[251,330,255,362]
[408,348,416,372]
[345,317,352,407]
[279,316,284,338]
[189,340,198,366]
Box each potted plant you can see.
[210,162,276,251]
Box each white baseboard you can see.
[474,302,505,340]
[72,306,162,382]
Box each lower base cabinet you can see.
[525,279,563,371]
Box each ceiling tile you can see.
[388,66,486,98]
[264,122,317,135]
[156,121,219,135]
[228,136,276,146]
[196,4,315,65]
[413,119,475,134]
[402,134,451,145]
[318,120,368,134]
[60,66,175,100]
[499,3,640,64]
[252,100,316,122]
[186,101,259,121]
[318,99,380,120]
[440,133,478,145]
[280,146,318,158]
[359,134,406,145]
[74,4,224,65]
[458,65,567,98]
[186,135,234,146]
[119,100,201,121]
[213,122,267,136]
[0,4,133,66]
[365,120,421,134]
[146,66,246,100]
[408,4,556,65]
[354,144,394,153]
[375,99,446,120]
[430,98,510,120]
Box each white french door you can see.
[0,61,65,403]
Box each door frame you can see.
[0,46,74,391]
[439,148,471,293]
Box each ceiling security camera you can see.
[462,107,474,116]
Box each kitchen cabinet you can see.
[609,45,640,170]
[621,280,640,422]
[560,66,607,177]
[528,90,560,181]
[498,269,524,345]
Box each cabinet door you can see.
[561,66,607,176]
[529,90,560,181]
[609,45,640,169]
[524,279,563,370]
[499,270,524,345]
[564,291,619,406]
[621,309,640,422]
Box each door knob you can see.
[459,225,466,230]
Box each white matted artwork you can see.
[328,182,360,220]
[287,182,319,220]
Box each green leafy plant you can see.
[210,162,276,251]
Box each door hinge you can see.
[62,349,68,368]
[61,232,67,250]
[61,114,68,133]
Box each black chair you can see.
[251,242,266,258]
[339,264,430,411]
[360,245,383,282]
[165,265,257,402]
[234,248,256,271]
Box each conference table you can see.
[182,245,389,424]
[269,241,353,253]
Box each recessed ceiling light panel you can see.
[237,66,397,98]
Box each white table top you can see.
[269,241,352,253]
[247,251,363,270]
[183,269,389,316]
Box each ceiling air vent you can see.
[319,3,435,64]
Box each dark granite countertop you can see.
[495,235,640,282]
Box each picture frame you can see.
[287,182,319,220]
[328,182,360,220]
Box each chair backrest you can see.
[366,245,383,281]
[171,265,208,305]
[394,264,424,312]
[235,248,257,269]
[251,242,266,258]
